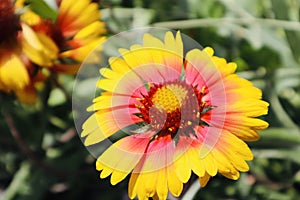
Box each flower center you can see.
[152,84,187,113]
[135,81,212,143]
[0,0,21,45]
[32,19,65,48]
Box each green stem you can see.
[152,17,300,31]
[269,87,298,129]
[3,111,72,178]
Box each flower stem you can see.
[3,111,70,178]
[153,17,300,31]
[181,180,200,200]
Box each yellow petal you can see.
[164,31,183,59]
[96,134,150,186]
[82,112,121,145]
[211,149,236,174]
[143,33,164,49]
[221,130,254,160]
[96,69,144,95]
[187,147,205,177]
[22,40,49,67]
[74,21,106,39]
[97,162,113,179]
[22,25,58,67]
[128,173,140,199]
[199,172,211,188]
[36,33,59,60]
[167,165,183,197]
[72,3,99,26]
[87,96,113,111]
[59,0,76,15]
[202,152,218,176]
[156,169,168,200]
[88,94,135,111]
[111,170,129,185]
[228,99,269,117]
[100,68,122,80]
[60,37,106,62]
[118,48,142,69]
[185,48,221,88]
[239,117,269,130]
[21,23,43,50]
[163,31,183,73]
[58,0,90,31]
[62,2,99,34]
[81,114,99,137]
[203,47,214,56]
[227,86,263,101]
[109,57,131,74]
[20,10,42,26]
[131,173,153,200]
[221,170,240,180]
[0,54,29,90]
[143,172,158,197]
[174,152,192,183]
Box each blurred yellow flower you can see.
[0,0,106,103]
[56,0,106,63]
[31,0,106,74]
[0,0,56,103]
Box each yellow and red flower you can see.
[0,0,56,103]
[30,0,106,74]
[56,0,106,66]
[0,0,106,103]
[82,31,269,199]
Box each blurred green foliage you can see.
[1,0,300,199]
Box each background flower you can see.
[0,0,106,103]
[0,0,56,103]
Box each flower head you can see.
[55,0,106,63]
[81,31,269,199]
[29,0,107,74]
[0,0,55,103]
[0,0,106,103]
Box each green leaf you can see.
[25,0,57,21]
[1,162,57,200]
[271,0,300,64]
[2,162,31,200]
[48,88,67,107]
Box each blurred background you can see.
[1,0,300,199]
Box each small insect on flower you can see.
[80,30,269,200]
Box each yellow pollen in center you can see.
[152,84,188,113]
